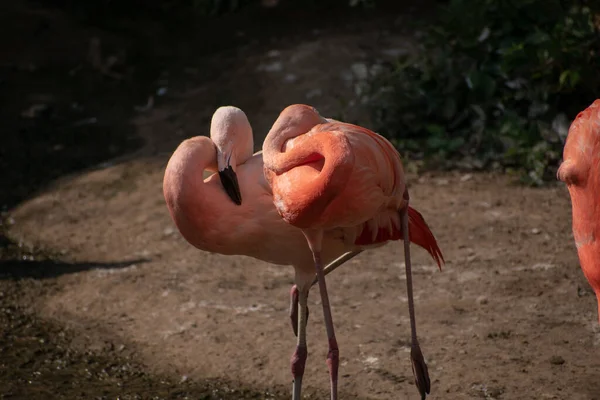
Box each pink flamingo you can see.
[163,106,360,276]
[163,105,444,399]
[263,104,444,400]
[558,99,600,321]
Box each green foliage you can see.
[369,0,600,184]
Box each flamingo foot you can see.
[410,342,431,400]
[289,285,309,337]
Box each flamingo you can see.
[263,104,444,400]
[163,105,444,399]
[558,99,600,321]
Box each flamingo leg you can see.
[290,251,363,337]
[312,250,363,287]
[303,229,339,400]
[401,204,431,399]
[291,287,309,400]
[289,286,300,337]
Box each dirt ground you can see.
[2,1,600,400]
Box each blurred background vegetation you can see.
[26,0,600,185]
[369,0,600,185]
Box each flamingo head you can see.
[210,106,253,206]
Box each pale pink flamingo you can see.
[558,99,600,321]
[263,104,444,400]
[163,105,443,399]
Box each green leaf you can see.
[447,137,465,151]
[467,71,497,100]
[426,135,448,150]
[559,70,570,87]
[425,124,445,136]
[559,70,582,89]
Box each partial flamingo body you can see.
[163,106,443,399]
[558,99,600,320]
[263,104,444,400]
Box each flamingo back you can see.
[313,121,406,227]
[265,118,406,231]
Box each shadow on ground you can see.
[0,255,150,281]
[0,296,291,400]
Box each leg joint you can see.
[291,345,308,378]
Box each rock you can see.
[21,104,50,119]
[350,63,369,80]
[460,173,473,182]
[476,296,488,305]
[549,355,565,365]
[257,61,283,72]
[381,48,408,58]
[305,88,322,99]
[283,73,297,83]
[340,70,353,83]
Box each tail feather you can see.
[352,206,445,269]
[407,206,445,270]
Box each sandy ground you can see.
[2,1,600,400]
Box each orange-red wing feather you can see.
[324,122,444,269]
[354,206,444,270]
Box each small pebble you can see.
[350,63,368,80]
[283,73,297,83]
[549,355,565,365]
[305,88,322,99]
[381,48,408,58]
[476,296,488,305]
[257,61,282,72]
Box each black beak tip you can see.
[218,166,242,206]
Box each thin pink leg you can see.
[291,287,309,400]
[401,202,430,399]
[290,285,299,337]
[303,229,339,400]
[289,285,310,337]
[290,253,362,337]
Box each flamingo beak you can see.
[218,158,242,206]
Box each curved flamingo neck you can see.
[163,137,222,241]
